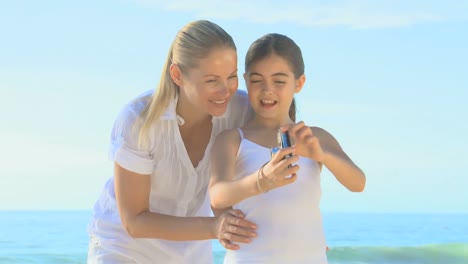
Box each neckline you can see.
[174,118,216,173]
[241,137,277,150]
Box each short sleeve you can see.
[108,102,154,175]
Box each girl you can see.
[209,33,366,263]
[87,20,257,263]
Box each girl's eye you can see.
[229,75,238,79]
[250,80,262,83]
[206,79,217,83]
[275,81,286,85]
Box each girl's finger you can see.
[272,147,295,163]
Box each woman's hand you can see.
[213,209,257,250]
[259,147,300,192]
[286,122,325,162]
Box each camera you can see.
[271,130,293,160]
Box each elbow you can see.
[350,174,366,192]
[121,216,142,238]
[210,195,226,210]
[350,184,365,192]
[209,188,228,210]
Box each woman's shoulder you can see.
[228,89,249,108]
[225,90,254,125]
[123,90,153,116]
[111,90,153,132]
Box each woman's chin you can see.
[208,101,229,116]
[209,108,228,117]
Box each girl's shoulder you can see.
[216,127,243,142]
[310,126,342,149]
[310,126,328,136]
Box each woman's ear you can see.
[295,74,306,93]
[170,64,184,87]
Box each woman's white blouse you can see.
[88,90,251,263]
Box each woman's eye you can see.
[229,75,238,79]
[250,80,262,83]
[206,79,217,83]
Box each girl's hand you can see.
[259,147,300,192]
[213,209,257,250]
[286,121,325,162]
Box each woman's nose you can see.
[216,82,229,96]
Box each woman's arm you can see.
[288,122,366,192]
[114,163,257,249]
[209,129,299,209]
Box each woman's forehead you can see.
[189,48,238,76]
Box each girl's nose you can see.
[261,82,273,93]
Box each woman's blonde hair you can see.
[137,20,236,147]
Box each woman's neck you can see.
[176,97,212,128]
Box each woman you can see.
[209,33,366,263]
[87,20,257,263]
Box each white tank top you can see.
[224,129,328,264]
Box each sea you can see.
[0,211,467,263]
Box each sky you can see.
[1,0,467,213]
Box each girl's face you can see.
[176,48,238,117]
[245,54,304,121]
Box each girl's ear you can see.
[170,64,184,87]
[295,74,306,93]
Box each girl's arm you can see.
[288,122,366,192]
[209,129,299,209]
[114,163,257,250]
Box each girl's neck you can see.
[248,115,294,131]
[242,115,294,149]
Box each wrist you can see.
[320,150,333,165]
[207,216,218,239]
[256,162,270,193]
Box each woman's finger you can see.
[222,232,252,244]
[225,214,257,229]
[227,209,245,219]
[225,224,257,238]
[219,238,240,250]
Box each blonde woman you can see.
[87,20,257,263]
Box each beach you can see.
[1,211,467,263]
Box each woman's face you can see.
[178,48,238,117]
[245,54,303,121]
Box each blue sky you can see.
[1,0,467,213]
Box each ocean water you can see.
[0,211,467,264]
